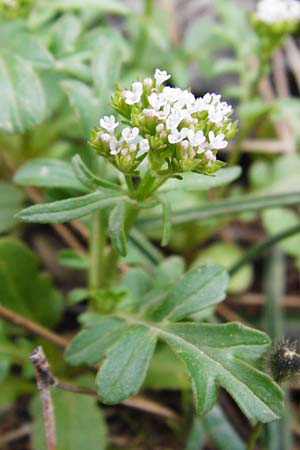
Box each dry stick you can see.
[259,75,294,154]
[0,423,32,448]
[229,293,300,308]
[26,187,86,254]
[241,138,287,153]
[285,37,300,92]
[272,48,295,154]
[273,48,290,97]
[0,304,68,349]
[29,347,57,450]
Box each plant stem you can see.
[136,171,156,200]
[125,174,135,196]
[229,223,300,276]
[246,422,263,450]
[89,210,106,291]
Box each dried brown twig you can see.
[29,347,57,450]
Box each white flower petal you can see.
[154,68,171,87]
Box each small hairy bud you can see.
[267,338,300,382]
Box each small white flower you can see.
[154,68,171,87]
[143,77,153,89]
[168,128,189,144]
[109,136,121,155]
[148,93,166,111]
[156,104,171,120]
[143,108,157,118]
[166,109,188,130]
[140,139,150,152]
[122,127,139,143]
[205,150,216,162]
[129,143,137,153]
[156,123,165,133]
[208,131,228,150]
[97,131,111,144]
[162,86,182,103]
[187,129,206,147]
[123,81,143,105]
[100,115,119,134]
[255,0,300,24]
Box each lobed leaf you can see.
[160,322,283,422]
[96,325,157,404]
[65,316,127,365]
[151,264,228,321]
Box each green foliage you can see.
[14,158,87,192]
[66,264,283,423]
[193,242,253,294]
[0,181,24,233]
[32,387,107,450]
[262,208,300,258]
[0,238,62,326]
[0,22,53,133]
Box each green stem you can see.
[246,422,263,450]
[136,171,157,200]
[125,174,135,196]
[229,223,300,276]
[89,210,106,292]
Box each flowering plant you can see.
[90,69,237,178]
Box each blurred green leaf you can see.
[0,50,45,133]
[58,249,88,270]
[32,388,107,450]
[61,79,100,137]
[262,208,300,258]
[44,0,129,15]
[14,158,87,192]
[139,191,300,228]
[0,239,62,326]
[193,243,253,293]
[92,31,124,110]
[0,182,24,233]
[185,417,205,450]
[204,405,244,450]
[1,23,54,69]
[50,13,82,56]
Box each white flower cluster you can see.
[121,69,232,166]
[255,0,300,24]
[92,69,236,174]
[96,115,150,172]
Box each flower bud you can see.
[267,338,300,382]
